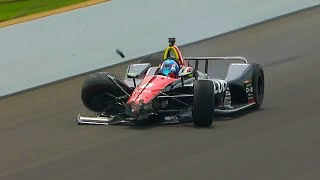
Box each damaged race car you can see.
[77,38,264,127]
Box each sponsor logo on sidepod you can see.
[214,80,227,94]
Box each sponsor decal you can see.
[139,83,154,89]
[214,80,227,94]
[246,86,253,93]
[244,80,254,103]
[162,100,169,108]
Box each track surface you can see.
[1,7,320,180]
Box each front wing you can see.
[77,102,256,125]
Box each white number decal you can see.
[246,87,253,93]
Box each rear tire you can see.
[193,80,215,127]
[251,64,264,110]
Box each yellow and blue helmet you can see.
[159,59,180,77]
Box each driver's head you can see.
[159,59,180,78]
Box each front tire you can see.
[193,80,215,127]
[81,72,131,113]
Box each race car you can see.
[77,38,264,127]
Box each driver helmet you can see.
[159,59,180,78]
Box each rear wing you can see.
[184,56,248,74]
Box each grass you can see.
[0,0,93,22]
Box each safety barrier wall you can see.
[0,0,319,96]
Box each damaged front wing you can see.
[77,114,131,125]
[77,114,186,125]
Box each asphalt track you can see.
[1,7,320,180]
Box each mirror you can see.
[178,72,192,77]
[127,72,138,78]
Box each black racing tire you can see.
[193,80,215,127]
[81,72,130,112]
[251,63,265,110]
[81,72,116,112]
